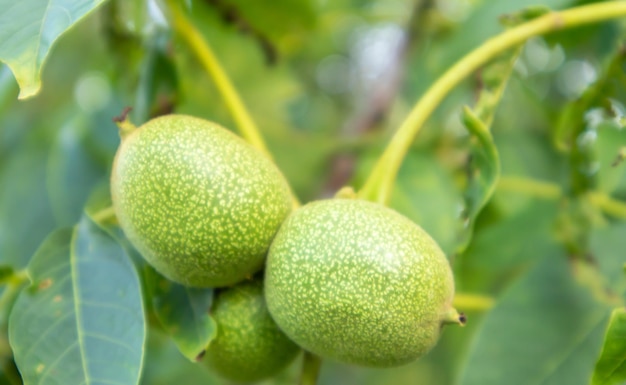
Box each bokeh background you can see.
[1,0,625,384]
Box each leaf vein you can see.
[37,341,79,384]
[82,331,140,356]
[71,228,90,384]
[32,0,52,85]
[80,299,140,314]
[20,311,76,360]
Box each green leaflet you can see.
[47,116,107,227]
[456,43,522,252]
[0,137,57,269]
[591,308,626,385]
[8,216,145,385]
[457,106,501,252]
[132,31,179,125]
[0,0,108,99]
[145,267,217,362]
[390,152,463,256]
[460,256,612,385]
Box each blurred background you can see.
[1,0,625,384]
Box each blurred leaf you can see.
[47,116,106,226]
[458,199,561,293]
[588,222,626,384]
[268,132,337,202]
[0,266,13,285]
[611,147,626,167]
[0,136,57,269]
[596,121,626,194]
[145,267,216,362]
[9,216,145,385]
[84,182,117,228]
[141,329,221,385]
[591,222,626,294]
[554,196,597,257]
[499,5,551,28]
[473,47,522,128]
[552,43,626,177]
[460,256,612,385]
[492,130,567,216]
[0,65,17,108]
[209,0,317,55]
[591,308,626,385]
[390,152,462,256]
[0,0,108,99]
[83,183,150,272]
[133,31,178,124]
[83,179,110,212]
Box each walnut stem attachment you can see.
[442,308,467,326]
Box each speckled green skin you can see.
[111,115,292,287]
[265,199,456,367]
[205,278,300,383]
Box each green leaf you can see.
[8,216,145,385]
[0,137,57,268]
[145,267,217,362]
[390,152,463,256]
[0,64,17,107]
[596,121,626,195]
[458,200,561,293]
[590,221,626,302]
[0,0,108,99]
[457,45,521,252]
[141,329,223,385]
[132,32,178,124]
[592,308,626,385]
[459,256,611,385]
[457,107,500,252]
[472,48,523,128]
[47,116,106,226]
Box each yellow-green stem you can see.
[165,1,271,159]
[358,2,626,204]
[497,176,626,220]
[116,119,137,139]
[497,176,562,199]
[300,351,322,385]
[91,206,118,225]
[588,192,626,219]
[453,293,495,312]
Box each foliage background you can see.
[0,0,625,384]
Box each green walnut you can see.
[111,114,292,287]
[205,278,300,383]
[264,198,464,367]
